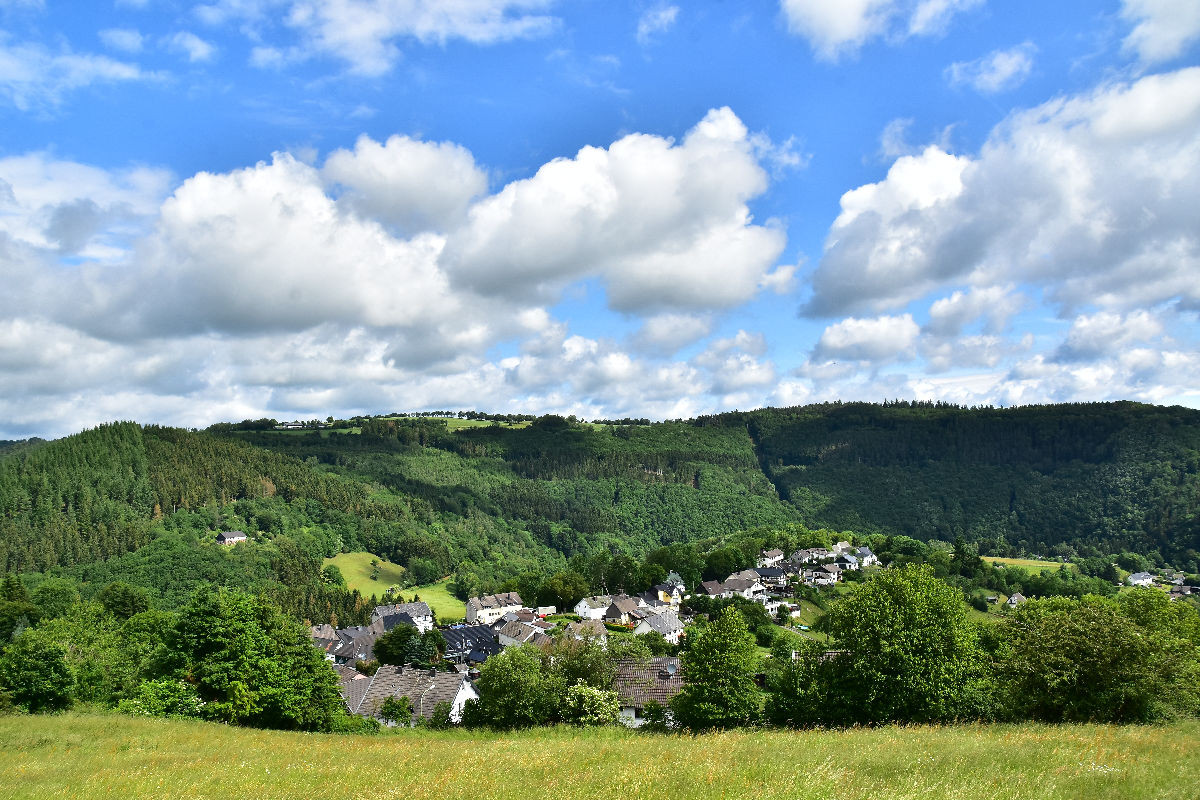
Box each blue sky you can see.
[1,0,1198,437]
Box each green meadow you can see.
[322,553,467,621]
[1,712,1196,800]
[988,556,1074,573]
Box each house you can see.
[575,595,613,620]
[633,610,684,645]
[757,549,784,568]
[663,571,687,593]
[791,548,832,565]
[497,620,552,648]
[465,592,524,625]
[603,595,643,626]
[441,625,500,665]
[535,606,557,618]
[565,619,608,645]
[372,602,434,633]
[613,657,684,728]
[698,580,725,597]
[754,566,789,589]
[349,665,479,725]
[216,530,247,545]
[855,546,879,567]
[650,581,684,608]
[1127,572,1155,587]
[1007,592,1027,608]
[835,553,860,571]
[722,578,767,601]
[803,565,840,587]
[832,540,853,555]
[333,664,372,714]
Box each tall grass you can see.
[1,713,1195,800]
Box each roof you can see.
[442,625,498,657]
[613,657,684,708]
[310,623,337,641]
[756,567,787,579]
[606,595,641,615]
[466,592,523,611]
[373,602,433,621]
[577,595,612,609]
[333,664,372,712]
[377,612,417,632]
[637,610,683,637]
[723,578,762,592]
[565,619,608,639]
[762,549,784,558]
[216,530,247,542]
[351,665,469,719]
[699,580,725,596]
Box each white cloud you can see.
[99,28,145,54]
[322,134,487,235]
[1056,309,1165,361]
[0,36,154,111]
[167,32,217,62]
[806,67,1200,317]
[813,314,919,362]
[780,0,981,60]
[285,0,558,76]
[1121,0,1200,65]
[631,313,713,355]
[925,286,1025,336]
[637,4,679,45]
[442,107,789,313]
[946,42,1036,93]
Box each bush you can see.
[562,680,620,726]
[117,678,203,718]
[0,634,75,713]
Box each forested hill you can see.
[2,402,1199,593]
[727,401,1200,561]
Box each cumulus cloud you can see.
[780,0,981,60]
[946,42,1036,93]
[0,36,155,111]
[442,107,789,313]
[813,314,919,363]
[322,134,487,235]
[806,67,1200,318]
[637,4,679,45]
[1121,0,1200,65]
[0,109,810,436]
[924,286,1025,336]
[1055,309,1165,361]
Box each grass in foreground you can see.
[1,713,1196,800]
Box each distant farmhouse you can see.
[215,530,247,545]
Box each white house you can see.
[372,601,434,633]
[465,592,524,625]
[757,549,784,568]
[633,610,685,645]
[722,578,767,600]
[1127,572,1155,587]
[1006,592,1027,608]
[855,546,879,567]
[574,595,612,620]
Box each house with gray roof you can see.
[348,665,479,725]
[633,610,684,645]
[465,592,524,625]
[441,625,500,665]
[613,657,684,728]
[574,595,613,620]
[372,602,434,632]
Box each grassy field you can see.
[2,712,1197,800]
[322,554,467,621]
[988,556,1074,573]
[323,552,407,596]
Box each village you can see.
[310,541,883,728]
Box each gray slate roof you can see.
[350,665,469,720]
[372,602,433,621]
[613,657,684,709]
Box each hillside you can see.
[3,402,1199,610]
[3,712,1196,800]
